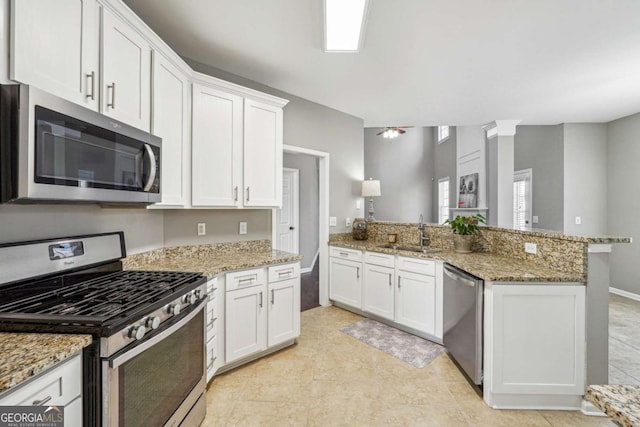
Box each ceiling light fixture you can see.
[323,0,369,52]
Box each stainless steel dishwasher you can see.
[443,263,484,385]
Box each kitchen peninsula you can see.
[329,220,630,411]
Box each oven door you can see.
[102,303,205,427]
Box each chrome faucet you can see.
[418,214,431,249]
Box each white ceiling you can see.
[124,0,640,127]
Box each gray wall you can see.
[185,58,365,234]
[514,125,564,231]
[0,205,164,253]
[563,123,608,235]
[432,127,457,222]
[364,127,434,222]
[284,153,319,269]
[163,210,272,247]
[607,112,640,294]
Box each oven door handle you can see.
[109,302,204,369]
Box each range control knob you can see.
[183,293,197,305]
[128,325,146,340]
[166,303,181,316]
[194,289,203,300]
[145,316,161,330]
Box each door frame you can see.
[272,145,330,306]
[513,168,533,230]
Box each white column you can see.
[485,120,521,228]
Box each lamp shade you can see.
[362,179,381,197]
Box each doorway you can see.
[275,168,299,253]
[272,145,330,309]
[514,168,532,230]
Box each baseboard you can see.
[300,249,320,274]
[609,287,640,302]
[581,400,607,417]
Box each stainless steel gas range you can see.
[0,232,207,426]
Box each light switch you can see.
[329,217,337,227]
[197,223,206,236]
[345,217,351,227]
[532,216,539,224]
[356,200,361,209]
[575,216,582,225]
[239,222,247,234]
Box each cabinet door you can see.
[486,285,585,397]
[243,99,283,207]
[329,257,362,308]
[395,271,436,335]
[11,0,99,110]
[225,285,267,363]
[101,8,150,130]
[191,84,243,207]
[152,52,189,206]
[268,278,300,346]
[363,264,395,320]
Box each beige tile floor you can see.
[201,306,616,426]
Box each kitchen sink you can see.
[378,244,442,254]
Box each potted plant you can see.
[444,214,486,253]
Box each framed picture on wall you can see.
[458,173,478,208]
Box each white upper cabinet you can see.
[101,7,150,131]
[191,83,243,207]
[11,0,100,110]
[243,99,283,207]
[152,52,190,206]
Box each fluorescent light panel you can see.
[324,0,368,52]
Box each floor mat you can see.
[340,318,446,368]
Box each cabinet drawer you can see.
[0,354,82,406]
[206,277,219,296]
[329,246,362,262]
[226,268,266,291]
[364,251,395,267]
[268,263,300,282]
[398,256,435,275]
[206,301,218,339]
[206,335,218,381]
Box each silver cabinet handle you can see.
[238,277,255,285]
[278,269,293,276]
[339,252,349,257]
[86,71,95,100]
[33,396,52,406]
[259,291,263,308]
[398,276,402,289]
[107,82,116,108]
[271,289,275,304]
[234,186,238,202]
[206,317,217,328]
[207,356,217,370]
[388,273,392,286]
[357,267,360,279]
[246,187,250,202]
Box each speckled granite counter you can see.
[123,240,303,276]
[586,385,640,427]
[0,333,92,395]
[329,238,583,282]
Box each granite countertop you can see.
[586,385,640,427]
[123,244,303,277]
[0,333,92,395]
[329,239,584,282]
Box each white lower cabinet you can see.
[329,257,362,308]
[483,283,586,409]
[205,277,220,382]
[222,263,300,369]
[395,270,436,335]
[363,263,395,321]
[0,353,82,422]
[225,282,267,364]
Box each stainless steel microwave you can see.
[0,85,161,204]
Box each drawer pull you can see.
[271,289,275,304]
[388,273,392,286]
[278,269,293,276]
[259,291,263,308]
[206,317,217,328]
[207,356,217,370]
[357,267,360,279]
[398,276,402,289]
[33,396,52,406]
[339,252,349,257]
[238,277,255,285]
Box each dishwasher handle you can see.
[443,265,477,288]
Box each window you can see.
[437,126,450,143]
[438,178,450,224]
[513,169,532,230]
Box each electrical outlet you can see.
[197,223,206,236]
[356,200,361,209]
[329,217,337,227]
[345,217,351,227]
[532,216,539,224]
[575,216,581,225]
[239,222,247,235]
[525,242,537,254]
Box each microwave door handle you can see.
[142,143,157,192]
